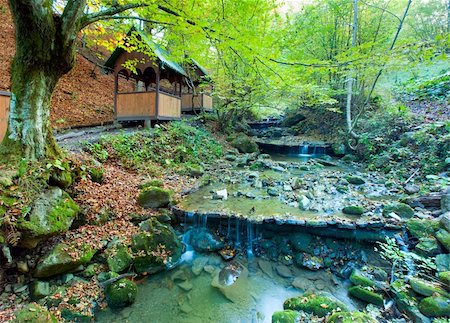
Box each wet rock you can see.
[14,303,57,323]
[211,262,249,303]
[410,276,448,297]
[225,154,237,161]
[283,293,347,317]
[391,280,431,323]
[276,265,293,278]
[231,134,259,153]
[439,271,450,289]
[382,202,414,219]
[271,310,299,323]
[138,186,173,208]
[342,206,365,216]
[406,218,439,239]
[328,311,377,323]
[302,254,323,271]
[349,269,375,287]
[436,254,450,272]
[442,190,450,212]
[204,265,216,274]
[219,247,236,261]
[171,269,188,282]
[404,184,420,195]
[415,237,442,256]
[105,278,138,308]
[267,187,279,197]
[258,259,274,278]
[346,176,365,185]
[440,212,450,232]
[34,242,96,278]
[17,187,79,249]
[298,195,311,211]
[419,296,450,317]
[291,277,312,291]
[187,228,224,252]
[49,169,73,189]
[289,233,313,253]
[213,189,228,200]
[192,257,209,275]
[348,286,383,306]
[178,281,193,291]
[30,280,50,300]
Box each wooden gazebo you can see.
[104,30,187,123]
[182,59,213,113]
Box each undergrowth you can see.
[85,121,223,175]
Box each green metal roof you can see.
[104,28,187,77]
[190,58,209,77]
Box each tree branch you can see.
[95,15,175,26]
[61,0,87,46]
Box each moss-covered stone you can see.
[106,244,132,273]
[13,303,57,323]
[283,294,347,317]
[406,218,439,239]
[345,176,365,185]
[17,188,79,248]
[105,278,137,308]
[418,296,450,317]
[415,237,442,256]
[231,134,259,154]
[49,170,73,189]
[342,206,365,216]
[382,202,414,218]
[131,222,182,274]
[29,280,50,300]
[88,166,104,184]
[271,310,299,323]
[436,254,450,272]
[390,280,430,323]
[138,186,172,208]
[348,286,383,306]
[436,229,450,252]
[410,277,449,297]
[187,164,204,177]
[349,269,375,287]
[34,243,97,278]
[328,311,377,323]
[438,271,450,289]
[80,263,106,278]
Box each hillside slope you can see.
[0,0,114,129]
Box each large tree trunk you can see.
[1,0,81,160]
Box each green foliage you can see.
[398,72,450,101]
[86,122,222,175]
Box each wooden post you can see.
[156,68,160,120]
[114,73,119,120]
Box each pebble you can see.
[178,281,194,292]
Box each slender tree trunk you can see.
[345,0,357,137]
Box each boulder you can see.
[418,296,450,317]
[187,164,204,177]
[415,237,442,257]
[349,269,375,287]
[298,195,311,211]
[406,219,439,239]
[13,303,57,323]
[231,135,259,154]
[382,202,414,219]
[283,293,347,317]
[436,229,450,252]
[106,243,133,273]
[271,310,299,323]
[17,188,79,248]
[186,228,224,252]
[436,254,450,272]
[410,277,448,297]
[211,262,249,303]
[213,189,228,200]
[328,311,377,323]
[390,280,431,323]
[342,206,365,216]
[442,191,450,213]
[348,286,383,306]
[440,213,450,232]
[34,243,96,278]
[49,170,73,189]
[439,271,450,289]
[29,281,50,300]
[131,222,183,274]
[104,278,137,308]
[404,184,420,195]
[138,186,172,208]
[276,265,293,278]
[257,259,274,278]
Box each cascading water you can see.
[299,144,309,156]
[226,218,231,239]
[180,212,195,263]
[393,230,416,280]
[246,221,254,258]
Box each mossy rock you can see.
[231,134,259,154]
[345,176,365,185]
[131,222,183,274]
[390,280,430,323]
[139,179,164,189]
[105,278,137,308]
[87,166,104,184]
[13,303,57,323]
[138,186,173,208]
[283,294,347,317]
[438,271,450,288]
[29,281,50,300]
[406,218,439,239]
[436,229,450,252]
[418,296,450,317]
[349,269,375,287]
[186,164,204,177]
[410,277,449,297]
[34,243,97,278]
[436,254,450,272]
[382,202,414,219]
[415,237,442,256]
[80,263,106,278]
[271,310,299,323]
[106,244,132,273]
[49,170,73,189]
[342,206,365,216]
[348,286,383,306]
[16,187,79,248]
[328,311,377,323]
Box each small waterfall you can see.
[247,221,254,258]
[202,214,208,228]
[180,212,195,263]
[235,218,241,247]
[226,218,231,239]
[299,144,309,156]
[312,145,317,156]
